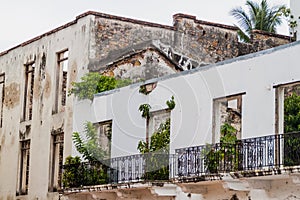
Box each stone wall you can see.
[88,12,292,76]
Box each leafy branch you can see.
[139,103,151,119]
[73,121,107,162]
[69,72,131,100]
[166,96,175,110]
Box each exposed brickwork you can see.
[88,12,292,74]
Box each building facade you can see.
[0,9,295,200]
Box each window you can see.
[22,62,35,121]
[17,139,30,196]
[95,121,112,159]
[274,81,300,134]
[212,93,244,143]
[49,129,64,192]
[149,109,171,138]
[53,49,68,114]
[274,81,300,166]
[0,73,5,127]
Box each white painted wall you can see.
[74,41,300,158]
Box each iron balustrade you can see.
[110,153,177,183]
[62,132,300,188]
[62,153,177,188]
[176,132,300,177]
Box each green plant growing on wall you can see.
[137,119,171,180]
[138,103,151,119]
[204,123,238,173]
[166,96,175,110]
[69,72,131,100]
[139,85,150,95]
[116,78,132,88]
[138,118,170,153]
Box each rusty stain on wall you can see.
[44,73,51,99]
[69,61,78,86]
[4,82,20,109]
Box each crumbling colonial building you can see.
[0,6,297,200]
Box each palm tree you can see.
[230,0,286,42]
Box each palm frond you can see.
[230,0,286,40]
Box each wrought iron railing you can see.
[109,153,177,183]
[62,132,300,188]
[176,132,300,177]
[62,161,109,188]
[62,153,177,188]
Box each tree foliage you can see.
[137,119,170,181]
[230,0,286,42]
[283,93,300,166]
[138,118,170,154]
[62,156,107,188]
[138,103,151,119]
[69,72,131,100]
[73,121,107,162]
[204,123,238,173]
[166,96,176,110]
[284,93,300,133]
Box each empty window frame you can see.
[53,49,68,113]
[95,120,112,159]
[149,109,171,138]
[212,93,244,143]
[22,62,35,121]
[17,139,31,196]
[49,130,64,192]
[0,73,5,127]
[274,81,300,167]
[274,81,300,134]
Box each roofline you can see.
[173,13,238,31]
[78,11,175,30]
[252,29,292,40]
[0,11,175,57]
[0,11,292,57]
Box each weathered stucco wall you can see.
[0,15,92,200]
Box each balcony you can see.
[62,132,300,191]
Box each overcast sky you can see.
[0,0,290,52]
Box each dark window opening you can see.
[0,73,5,127]
[53,49,68,114]
[49,130,64,192]
[17,139,30,196]
[22,63,35,121]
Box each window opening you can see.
[22,63,35,121]
[49,130,64,191]
[53,49,68,113]
[0,73,5,127]
[17,139,30,196]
